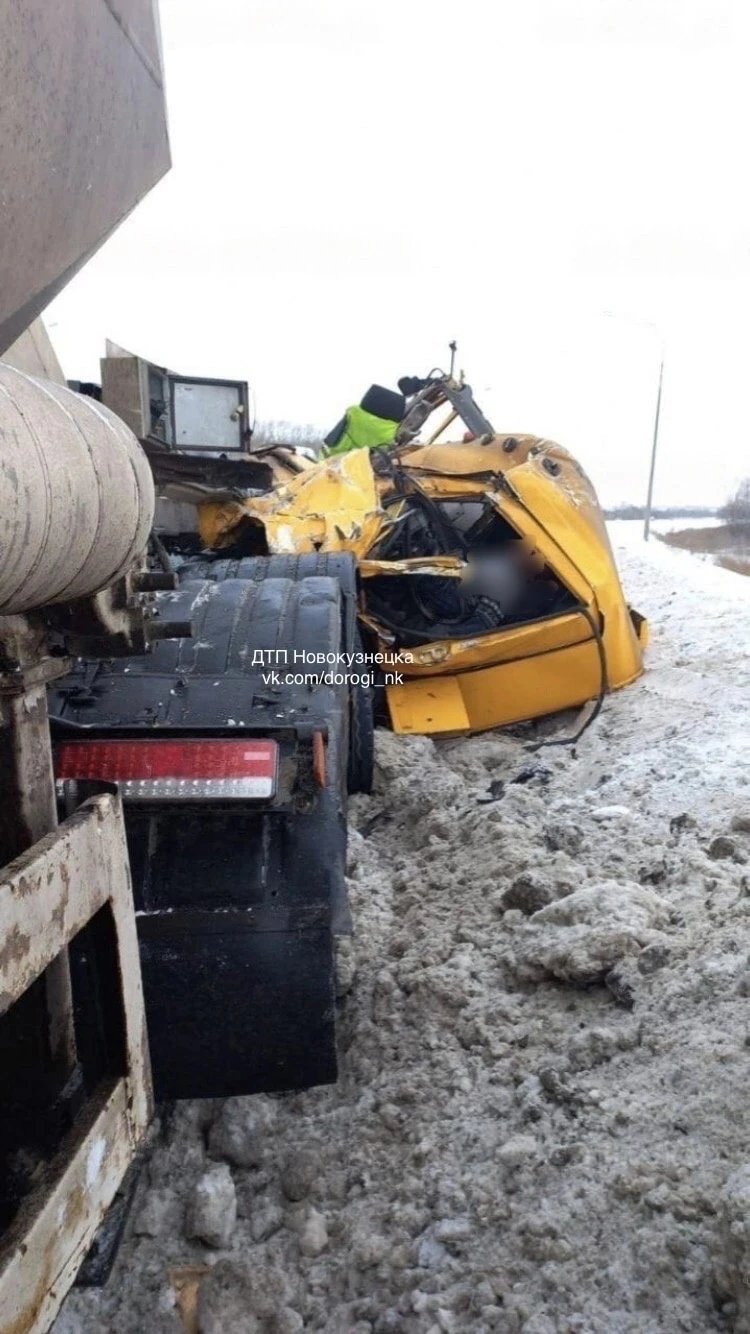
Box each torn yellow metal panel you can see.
[199,447,384,555]
[387,637,605,735]
[397,610,595,676]
[387,675,471,734]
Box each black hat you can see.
[359,384,406,423]
[397,375,430,398]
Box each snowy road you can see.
[57,533,750,1334]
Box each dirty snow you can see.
[55,530,750,1334]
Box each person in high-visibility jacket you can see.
[324,384,406,457]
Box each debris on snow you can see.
[280,1151,319,1202]
[207,1096,277,1169]
[296,1207,329,1258]
[510,880,673,985]
[133,1187,181,1239]
[499,874,556,915]
[709,834,738,861]
[497,1135,539,1168]
[195,1257,300,1333]
[248,1201,284,1243]
[186,1165,237,1249]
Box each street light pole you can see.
[643,350,664,542]
[602,311,665,541]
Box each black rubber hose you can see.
[526,604,609,752]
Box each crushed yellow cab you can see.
[197,386,647,737]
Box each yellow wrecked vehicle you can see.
[196,374,647,737]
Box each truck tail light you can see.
[55,739,278,801]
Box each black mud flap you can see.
[139,906,336,1100]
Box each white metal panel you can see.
[173,381,243,451]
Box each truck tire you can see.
[181,551,359,659]
[181,551,357,598]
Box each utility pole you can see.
[602,312,665,540]
[643,350,665,542]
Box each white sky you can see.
[47,0,750,507]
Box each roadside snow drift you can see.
[56,529,750,1334]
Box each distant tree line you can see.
[719,478,750,524]
[604,504,718,520]
[251,420,324,453]
[605,480,750,526]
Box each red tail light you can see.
[55,739,278,801]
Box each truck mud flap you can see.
[138,904,335,1101]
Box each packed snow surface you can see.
[56,530,750,1334]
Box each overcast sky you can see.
[47,0,750,507]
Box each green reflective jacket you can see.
[324,404,399,456]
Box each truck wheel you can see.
[180,552,360,669]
